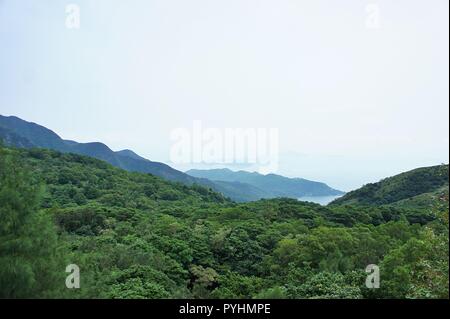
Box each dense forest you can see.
[0,145,448,299]
[331,165,449,207]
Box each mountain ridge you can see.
[186,168,344,198]
[0,114,343,202]
[330,164,449,207]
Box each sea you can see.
[297,195,343,206]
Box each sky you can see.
[0,0,448,191]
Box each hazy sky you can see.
[0,0,448,191]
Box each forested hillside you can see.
[0,115,344,202]
[331,165,449,207]
[0,146,448,299]
[0,115,205,184]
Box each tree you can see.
[379,211,449,299]
[0,147,64,298]
[291,272,362,299]
[190,265,219,298]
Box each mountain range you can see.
[0,114,344,202]
[186,168,344,199]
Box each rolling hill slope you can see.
[330,164,449,207]
[0,115,197,183]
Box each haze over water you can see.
[298,195,343,206]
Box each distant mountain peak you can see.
[116,149,147,161]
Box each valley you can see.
[0,143,448,299]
